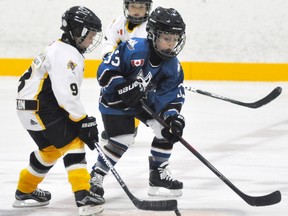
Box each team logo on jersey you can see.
[126,39,138,50]
[136,69,152,90]
[131,59,144,67]
[67,60,77,71]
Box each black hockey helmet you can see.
[123,0,153,24]
[146,6,186,59]
[61,6,102,53]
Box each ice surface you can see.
[0,77,287,216]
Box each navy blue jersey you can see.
[97,37,185,118]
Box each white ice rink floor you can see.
[0,77,287,216]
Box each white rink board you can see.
[1,0,288,63]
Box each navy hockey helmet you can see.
[61,6,102,53]
[123,0,153,24]
[146,6,186,59]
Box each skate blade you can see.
[12,199,49,208]
[79,204,104,216]
[148,186,183,198]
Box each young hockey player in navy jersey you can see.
[90,6,186,198]
[100,0,153,142]
[14,6,104,216]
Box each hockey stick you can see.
[185,86,282,108]
[140,99,281,207]
[93,141,181,215]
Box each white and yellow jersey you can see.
[16,40,86,131]
[101,15,147,57]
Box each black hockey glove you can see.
[116,78,146,108]
[78,116,99,150]
[161,114,185,143]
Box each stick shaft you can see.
[185,86,282,108]
[140,99,281,206]
[94,141,179,211]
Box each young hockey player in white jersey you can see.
[101,0,152,57]
[99,0,153,141]
[90,7,186,198]
[14,6,104,216]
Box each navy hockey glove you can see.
[78,116,99,150]
[161,114,185,143]
[116,78,146,107]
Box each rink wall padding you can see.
[1,58,287,81]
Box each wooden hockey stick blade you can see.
[185,86,282,108]
[94,141,179,212]
[140,100,282,207]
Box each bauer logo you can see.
[131,59,144,67]
[118,81,139,95]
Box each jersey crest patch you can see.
[126,39,138,50]
[137,69,152,90]
[67,60,77,71]
[33,53,45,69]
[131,59,144,67]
